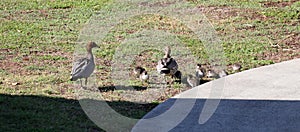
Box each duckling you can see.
[140,70,149,82]
[206,69,218,78]
[133,66,146,78]
[187,74,200,87]
[196,64,205,79]
[232,63,242,72]
[133,66,149,83]
[156,46,178,76]
[218,70,228,78]
[70,41,99,88]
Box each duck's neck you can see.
[87,49,94,60]
[163,53,170,58]
[164,48,171,58]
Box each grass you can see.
[0,94,100,131]
[1,0,299,131]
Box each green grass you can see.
[192,0,262,8]
[1,0,299,131]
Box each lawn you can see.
[0,0,299,131]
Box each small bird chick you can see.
[133,66,149,83]
[206,69,218,78]
[232,63,242,72]
[187,74,200,87]
[218,70,228,78]
[133,66,146,78]
[140,70,149,82]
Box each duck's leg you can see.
[85,78,88,86]
[80,79,83,88]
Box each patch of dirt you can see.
[99,86,186,103]
[0,60,23,74]
[0,49,24,74]
[133,50,160,70]
[0,47,72,76]
[282,32,300,50]
[261,32,300,63]
[196,6,239,20]
[196,6,268,21]
[139,1,177,7]
[260,0,298,8]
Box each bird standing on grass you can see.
[218,70,228,78]
[206,69,218,79]
[133,66,146,78]
[187,74,199,87]
[70,42,99,88]
[156,46,178,76]
[232,63,242,72]
[140,70,149,82]
[133,66,149,82]
[186,64,204,87]
[156,46,179,83]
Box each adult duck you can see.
[70,41,99,87]
[156,46,178,76]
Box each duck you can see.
[156,46,179,83]
[156,46,178,76]
[139,70,149,82]
[133,66,149,82]
[232,63,242,72]
[187,74,200,87]
[206,69,218,78]
[218,70,228,78]
[70,41,99,87]
[133,66,146,78]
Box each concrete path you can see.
[132,58,300,132]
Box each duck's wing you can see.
[166,58,178,73]
[156,57,178,74]
[71,58,91,76]
[173,70,182,79]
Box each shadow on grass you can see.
[0,94,158,131]
[98,85,147,92]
